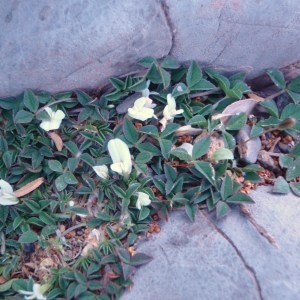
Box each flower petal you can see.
[0,179,13,194]
[0,193,19,205]
[93,165,109,179]
[136,192,151,210]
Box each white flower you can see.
[18,283,47,300]
[163,94,183,121]
[136,192,151,210]
[93,165,109,180]
[160,94,184,131]
[108,138,132,178]
[0,179,18,205]
[128,97,157,121]
[40,107,65,131]
[178,143,193,157]
[141,80,159,98]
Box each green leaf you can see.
[78,107,94,122]
[171,148,192,161]
[137,142,161,156]
[126,182,141,198]
[55,174,68,191]
[0,96,18,109]
[76,90,92,106]
[209,71,230,93]
[192,136,210,159]
[186,61,203,88]
[13,216,24,230]
[14,110,34,124]
[109,77,125,91]
[147,63,162,84]
[267,69,286,89]
[48,160,63,173]
[286,158,300,180]
[2,151,13,168]
[104,90,123,102]
[135,152,153,164]
[0,136,8,152]
[250,125,264,139]
[272,176,290,194]
[212,148,234,160]
[139,206,150,221]
[172,83,190,98]
[290,182,300,196]
[18,230,38,243]
[0,279,16,292]
[222,131,236,149]
[188,115,207,127]
[117,248,131,264]
[159,67,171,89]
[161,56,180,69]
[259,100,279,118]
[23,90,39,113]
[226,82,248,99]
[185,203,197,222]
[112,185,127,199]
[287,76,300,92]
[130,252,153,266]
[39,211,56,225]
[194,161,215,185]
[123,118,139,144]
[291,142,300,157]
[216,201,230,218]
[280,103,300,120]
[160,123,180,139]
[220,173,233,200]
[225,112,247,130]
[139,125,159,138]
[287,89,300,103]
[63,172,78,185]
[189,79,216,91]
[138,56,157,68]
[159,138,173,159]
[226,193,255,204]
[243,171,261,183]
[164,164,177,182]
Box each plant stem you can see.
[35,98,77,115]
[61,223,87,236]
[264,89,286,101]
[189,88,221,98]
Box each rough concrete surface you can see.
[122,186,300,300]
[2,1,300,96]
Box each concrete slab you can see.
[122,186,300,300]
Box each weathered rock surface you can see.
[122,186,300,300]
[0,0,171,97]
[2,1,300,96]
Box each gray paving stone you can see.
[122,186,300,300]
[0,0,171,97]
[166,0,300,77]
[2,1,300,97]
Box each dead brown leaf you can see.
[14,177,45,197]
[48,131,64,151]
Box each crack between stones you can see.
[202,211,263,300]
[160,0,175,55]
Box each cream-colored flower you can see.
[178,143,193,157]
[0,179,18,205]
[163,94,183,121]
[40,107,65,131]
[136,192,151,210]
[18,283,48,300]
[93,165,109,180]
[160,94,184,131]
[108,138,132,178]
[128,97,156,121]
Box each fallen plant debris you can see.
[0,57,300,299]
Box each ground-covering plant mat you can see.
[0,57,300,299]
